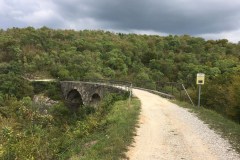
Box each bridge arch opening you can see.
[91,93,101,105]
[67,89,83,108]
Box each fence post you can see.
[182,84,195,107]
[128,83,132,106]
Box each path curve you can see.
[126,89,240,160]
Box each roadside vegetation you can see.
[175,101,240,153]
[0,91,140,159]
[70,98,140,160]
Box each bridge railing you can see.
[72,78,133,94]
[132,80,194,102]
[77,79,132,88]
[132,80,176,99]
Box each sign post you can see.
[196,73,205,107]
[198,84,201,107]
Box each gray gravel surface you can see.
[126,89,240,160]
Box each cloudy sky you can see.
[1,0,240,43]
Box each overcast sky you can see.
[1,0,240,43]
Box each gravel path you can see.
[126,89,240,160]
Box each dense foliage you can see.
[0,27,240,120]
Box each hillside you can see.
[1,27,240,121]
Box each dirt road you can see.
[126,89,240,160]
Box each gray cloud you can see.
[1,0,240,42]
[52,0,240,35]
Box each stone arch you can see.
[67,89,83,108]
[91,93,101,105]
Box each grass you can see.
[174,100,240,153]
[69,97,141,160]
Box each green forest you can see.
[1,27,240,120]
[1,27,240,158]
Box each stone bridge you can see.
[60,81,131,108]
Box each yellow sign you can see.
[196,73,205,85]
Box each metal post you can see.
[198,84,201,107]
